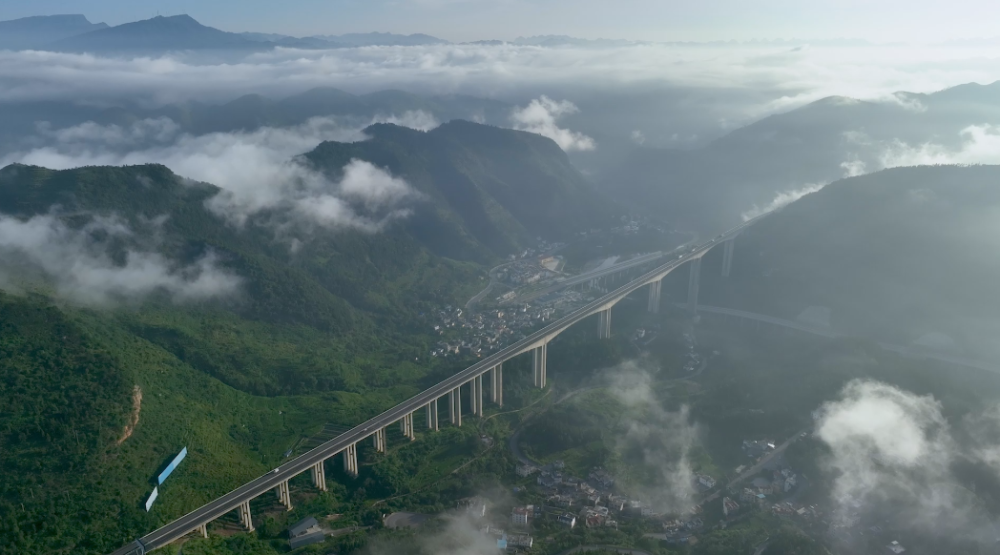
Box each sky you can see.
[4,0,1000,43]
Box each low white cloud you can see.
[373,109,440,131]
[741,182,825,221]
[0,212,240,305]
[605,359,699,514]
[630,129,646,145]
[815,380,1000,543]
[878,124,1000,168]
[510,96,596,151]
[839,159,867,177]
[2,117,422,233]
[289,159,418,233]
[2,44,997,115]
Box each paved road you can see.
[698,428,806,507]
[110,218,759,555]
[465,261,515,311]
[504,251,669,305]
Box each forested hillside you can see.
[0,123,619,553]
[306,121,619,256]
[700,164,1000,360]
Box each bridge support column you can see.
[647,279,662,313]
[687,257,701,312]
[238,500,254,532]
[373,427,387,453]
[598,308,612,339]
[533,344,547,388]
[475,375,484,417]
[491,364,502,406]
[468,380,477,417]
[450,388,462,426]
[722,238,735,277]
[276,479,292,511]
[428,400,439,431]
[195,523,208,538]
[401,412,415,440]
[343,443,358,477]
[311,461,327,491]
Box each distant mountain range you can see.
[0,14,450,53]
[0,14,108,50]
[0,87,513,154]
[604,80,1000,233]
[311,32,448,46]
[0,13,878,54]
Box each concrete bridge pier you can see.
[343,443,358,477]
[373,427,387,452]
[532,344,548,388]
[427,400,439,431]
[311,461,327,491]
[238,500,254,531]
[474,375,484,417]
[647,279,662,313]
[491,364,503,407]
[400,412,415,440]
[468,380,478,416]
[195,524,208,538]
[598,308,612,339]
[722,238,735,277]
[276,480,292,511]
[687,257,701,312]
[450,389,462,426]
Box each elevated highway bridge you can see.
[109,216,752,555]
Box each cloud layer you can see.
[510,96,595,151]
[0,212,240,305]
[605,359,699,513]
[740,182,825,221]
[815,380,1000,544]
[2,43,998,137]
[2,117,423,233]
[877,124,1000,168]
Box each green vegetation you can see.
[701,165,1000,358]
[305,121,621,258]
[0,125,623,554]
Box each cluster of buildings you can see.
[428,305,556,358]
[681,332,702,373]
[480,525,534,551]
[513,462,637,532]
[631,326,658,346]
[742,438,776,460]
[507,239,566,262]
[660,515,705,544]
[497,259,560,287]
[695,474,716,492]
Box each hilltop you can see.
[306,121,618,255]
[47,14,264,53]
[0,14,108,50]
